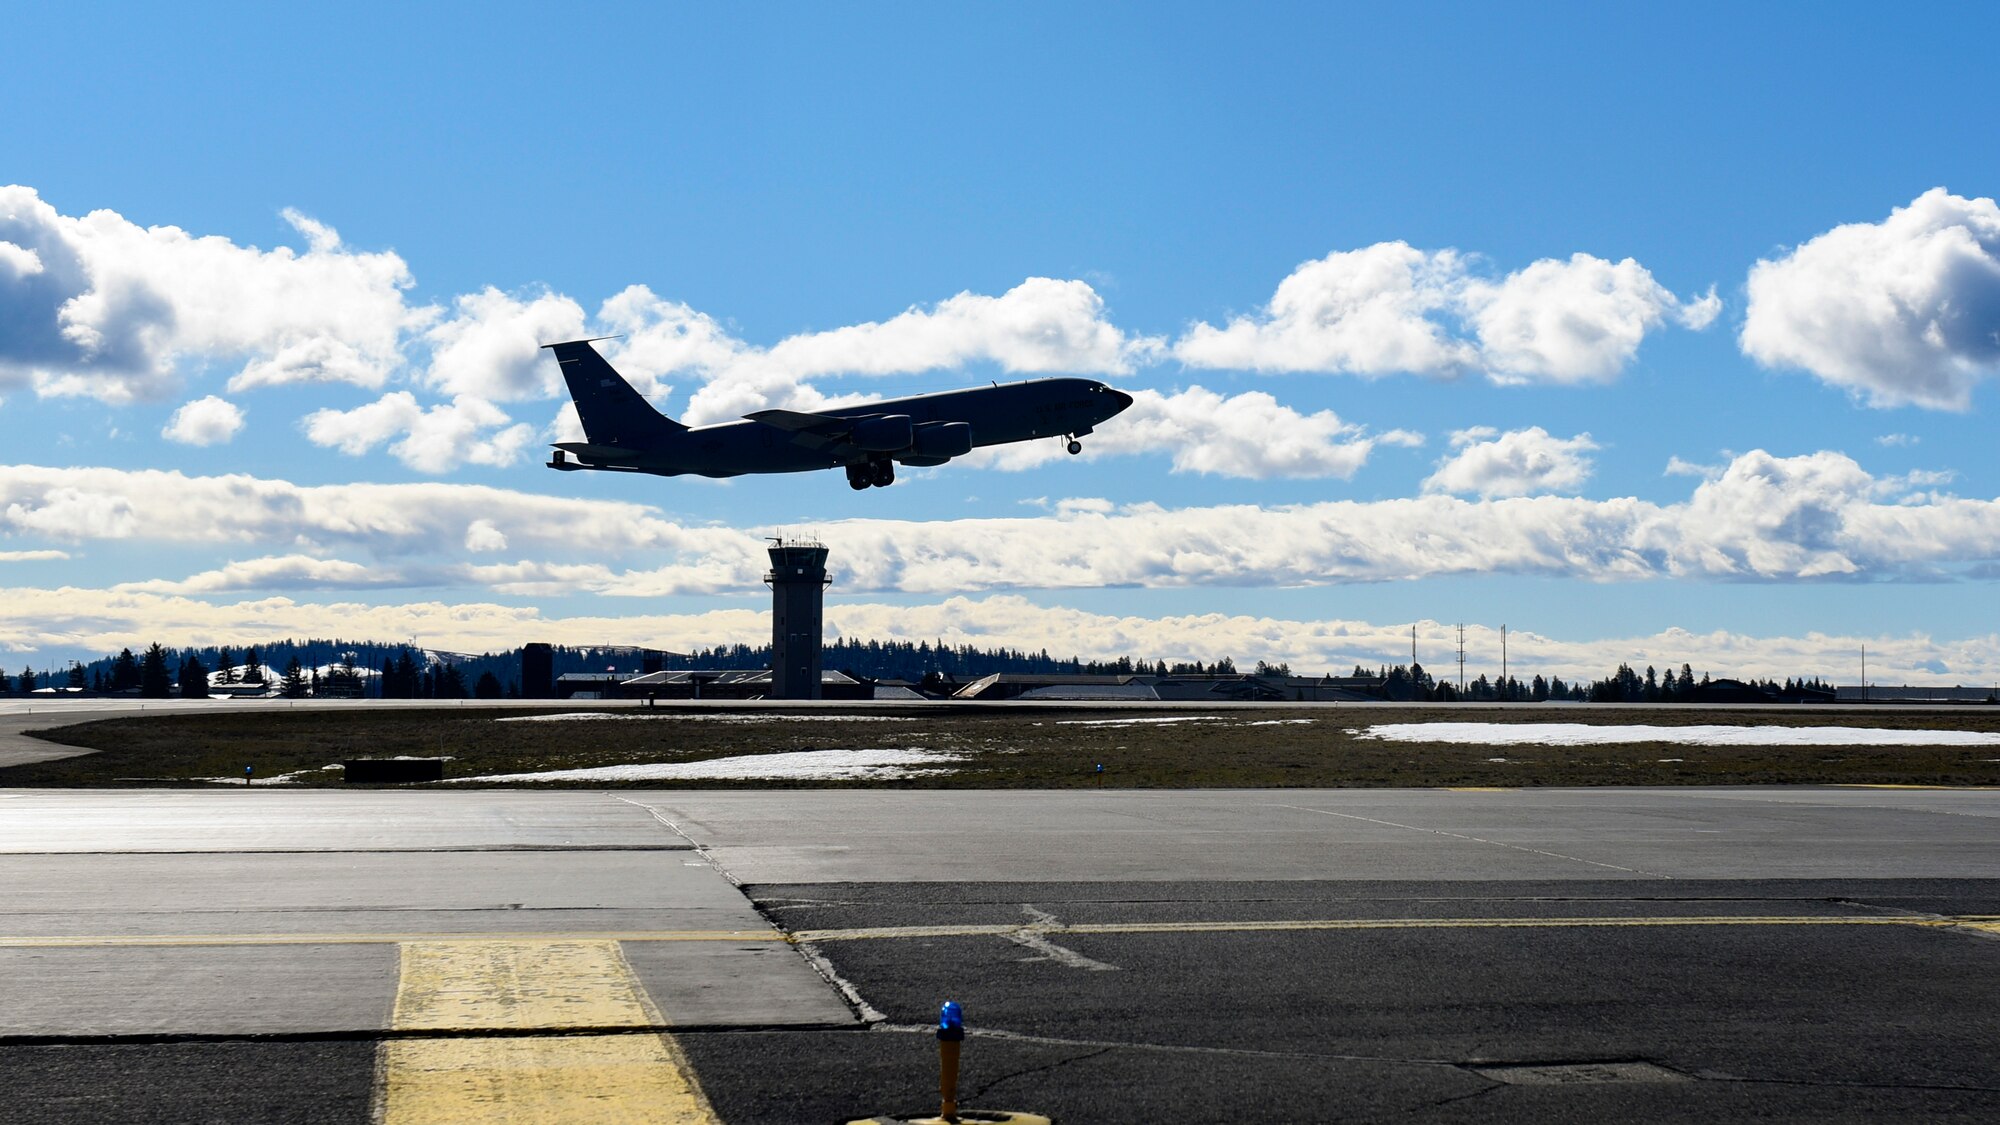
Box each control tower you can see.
[765,538,831,700]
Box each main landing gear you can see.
[1066,436,1084,455]
[846,459,897,490]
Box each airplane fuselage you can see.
[555,377,1128,478]
[542,339,1132,487]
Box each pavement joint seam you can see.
[1266,801,1678,879]
[0,1023,870,1047]
[13,912,2000,948]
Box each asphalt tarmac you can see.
[3,787,1997,1122]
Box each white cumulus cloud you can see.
[0,187,424,403]
[967,386,1423,479]
[1174,243,1716,384]
[669,278,1156,425]
[1742,188,2000,410]
[422,287,587,402]
[1464,255,1719,384]
[113,555,400,595]
[302,392,536,473]
[161,395,246,446]
[1424,427,1599,497]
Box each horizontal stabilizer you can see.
[553,441,643,462]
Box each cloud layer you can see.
[1,451,1991,597]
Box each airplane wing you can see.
[743,409,851,435]
[743,408,862,453]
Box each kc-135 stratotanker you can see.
[543,338,1133,489]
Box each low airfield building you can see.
[616,669,872,701]
[1834,685,1998,704]
[952,672,1388,702]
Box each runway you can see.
[3,787,1998,1122]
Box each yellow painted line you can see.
[0,929,785,949]
[792,914,1975,943]
[378,939,719,1124]
[20,914,2000,952]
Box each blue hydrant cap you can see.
[937,1000,964,1040]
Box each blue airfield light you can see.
[937,1000,964,1040]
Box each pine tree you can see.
[111,648,141,692]
[18,667,35,693]
[474,671,503,700]
[243,646,265,685]
[180,655,210,698]
[71,663,89,691]
[393,650,420,699]
[279,656,308,698]
[139,644,172,698]
[217,646,237,684]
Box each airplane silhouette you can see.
[544,338,1133,489]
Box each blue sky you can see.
[4,3,2000,683]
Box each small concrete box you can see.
[342,758,446,783]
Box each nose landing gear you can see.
[1066,437,1083,455]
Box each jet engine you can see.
[850,414,914,451]
[910,421,973,458]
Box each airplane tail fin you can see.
[545,338,687,446]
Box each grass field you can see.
[8,704,2000,788]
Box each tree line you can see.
[4,639,511,700]
[5,635,1846,703]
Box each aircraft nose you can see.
[1101,386,1134,416]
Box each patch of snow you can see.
[463,747,964,782]
[1351,723,2000,747]
[198,764,341,785]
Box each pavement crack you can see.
[871,1024,1463,1069]
[1700,1073,2000,1095]
[965,1045,1114,1101]
[1393,1079,1501,1119]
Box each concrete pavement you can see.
[4,786,1999,1122]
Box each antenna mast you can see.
[1456,624,1466,693]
